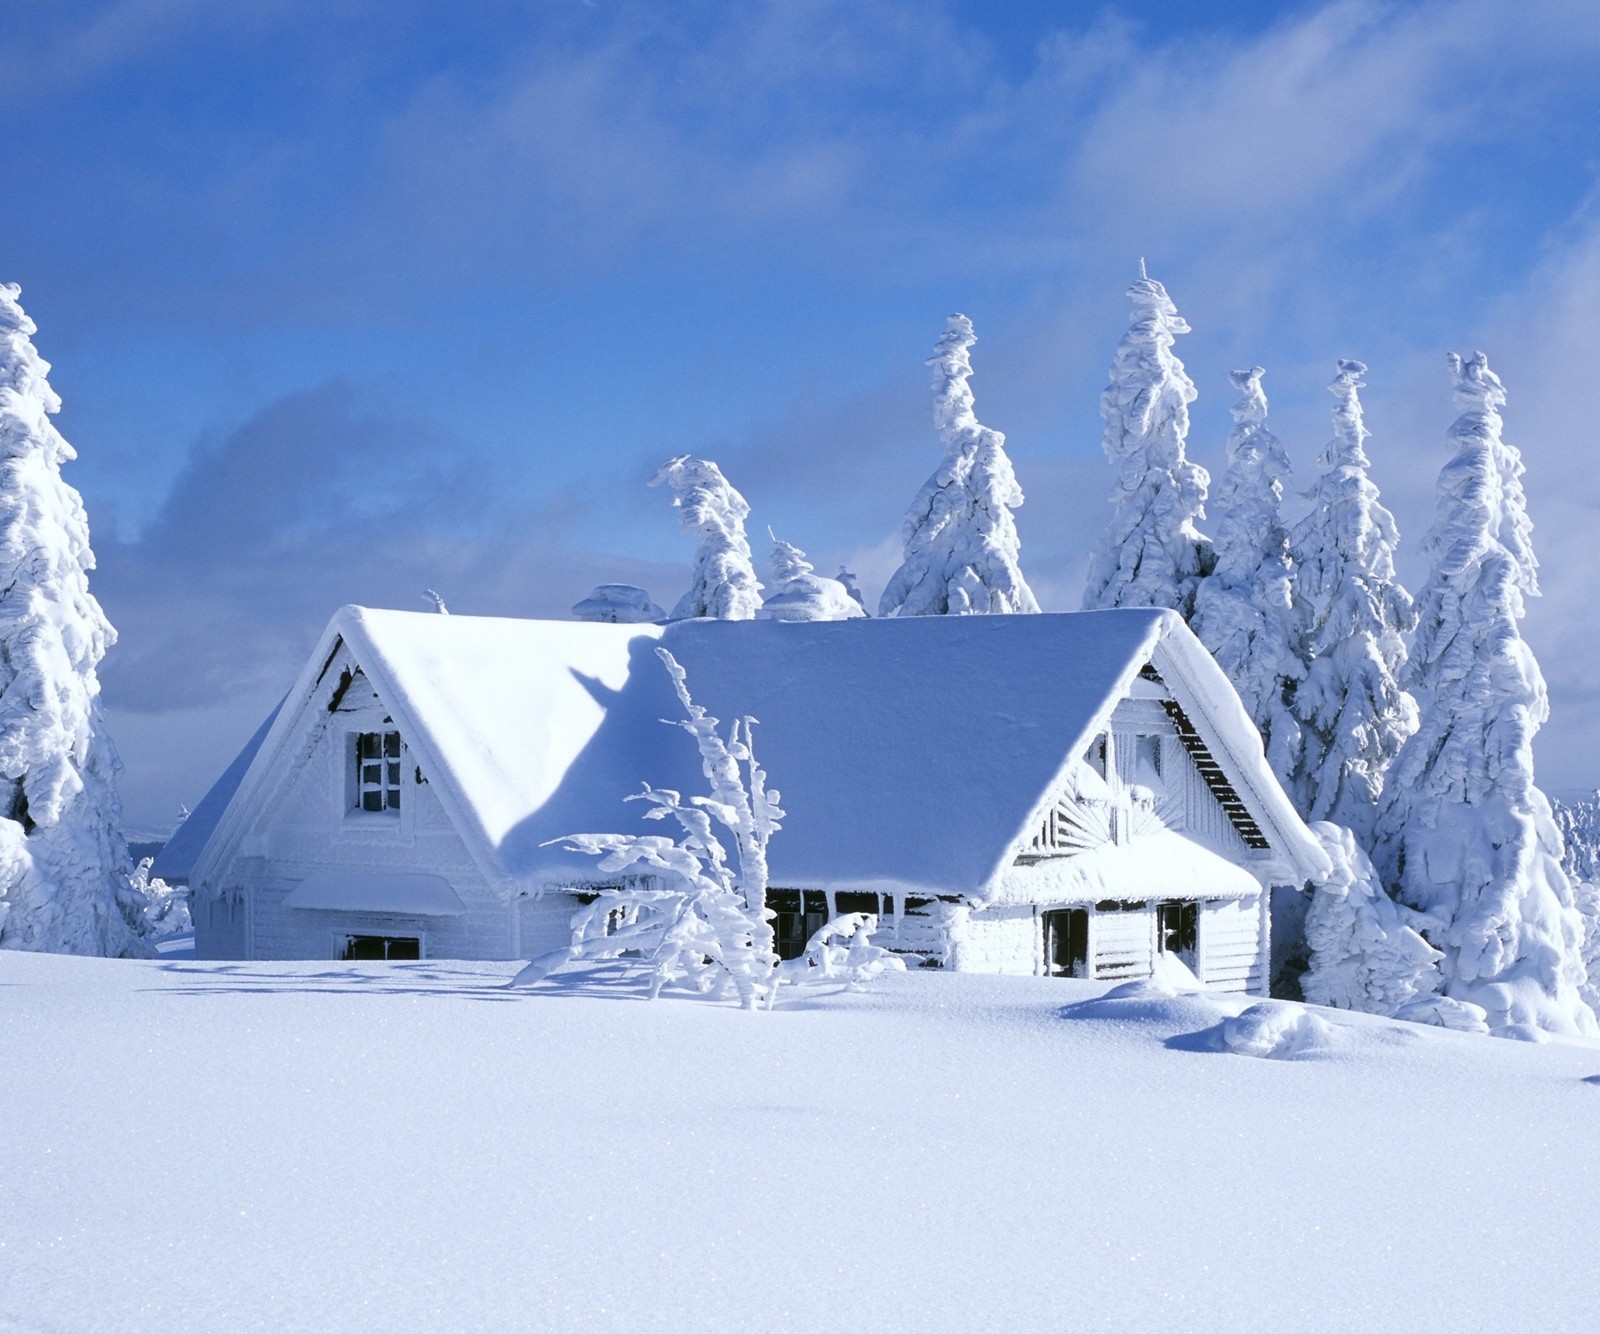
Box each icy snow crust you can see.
[188,606,1325,901]
[4,952,1600,1332]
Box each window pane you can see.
[362,791,382,812]
[387,762,400,787]
[385,733,401,758]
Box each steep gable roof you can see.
[181,606,1327,900]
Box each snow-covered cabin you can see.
[158,606,1328,989]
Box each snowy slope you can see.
[3,954,1598,1332]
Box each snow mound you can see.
[1393,995,1490,1034]
[1219,1001,1336,1059]
[572,584,666,624]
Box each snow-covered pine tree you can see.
[0,282,148,957]
[1375,352,1595,1037]
[1191,367,1302,781]
[834,567,867,614]
[1082,267,1211,617]
[760,531,865,622]
[878,314,1038,617]
[1287,360,1417,846]
[649,455,763,620]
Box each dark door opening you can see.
[1043,908,1089,978]
[1156,901,1198,964]
[342,934,421,961]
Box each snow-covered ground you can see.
[3,955,1598,1332]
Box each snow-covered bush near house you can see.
[1301,821,1440,1015]
[878,314,1039,617]
[1288,359,1417,846]
[519,647,784,1009]
[649,455,763,620]
[1376,352,1595,1038]
[0,282,149,958]
[1190,366,1303,783]
[571,582,667,623]
[1218,1000,1335,1059]
[131,856,190,940]
[777,911,907,990]
[759,531,865,622]
[1082,268,1212,618]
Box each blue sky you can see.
[5,0,1600,827]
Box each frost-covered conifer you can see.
[1301,822,1440,1015]
[0,283,148,957]
[1376,352,1595,1037]
[1191,367,1302,780]
[518,648,783,1009]
[878,315,1038,617]
[1082,269,1211,617]
[759,531,865,622]
[649,455,762,620]
[1287,361,1417,845]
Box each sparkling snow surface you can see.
[3,954,1598,1331]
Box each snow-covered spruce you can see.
[1375,352,1595,1038]
[878,314,1038,617]
[520,647,784,1009]
[1190,367,1303,783]
[1301,822,1440,1016]
[649,455,762,620]
[1553,791,1600,886]
[759,531,865,622]
[1082,269,1212,618]
[0,283,149,957]
[571,583,666,624]
[1287,360,1417,846]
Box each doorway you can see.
[1043,909,1089,978]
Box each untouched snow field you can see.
[4,955,1599,1332]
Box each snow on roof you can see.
[152,698,283,883]
[346,607,1171,897]
[281,872,467,917]
[189,605,1327,900]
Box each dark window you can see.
[342,934,420,961]
[1156,901,1198,961]
[1086,734,1108,779]
[767,890,830,960]
[355,731,403,812]
[1043,909,1089,978]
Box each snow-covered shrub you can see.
[521,647,784,1009]
[132,857,190,940]
[571,583,667,623]
[760,532,865,622]
[0,282,150,957]
[1288,360,1417,846]
[878,314,1038,617]
[650,455,762,620]
[834,567,868,614]
[1301,822,1440,1015]
[1219,1001,1335,1059]
[1191,366,1303,782]
[1376,353,1595,1038]
[422,588,449,614]
[777,912,907,990]
[1082,268,1212,618]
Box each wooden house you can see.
[157,605,1328,988]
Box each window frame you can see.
[350,729,404,816]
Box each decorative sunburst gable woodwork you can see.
[1018,661,1271,862]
